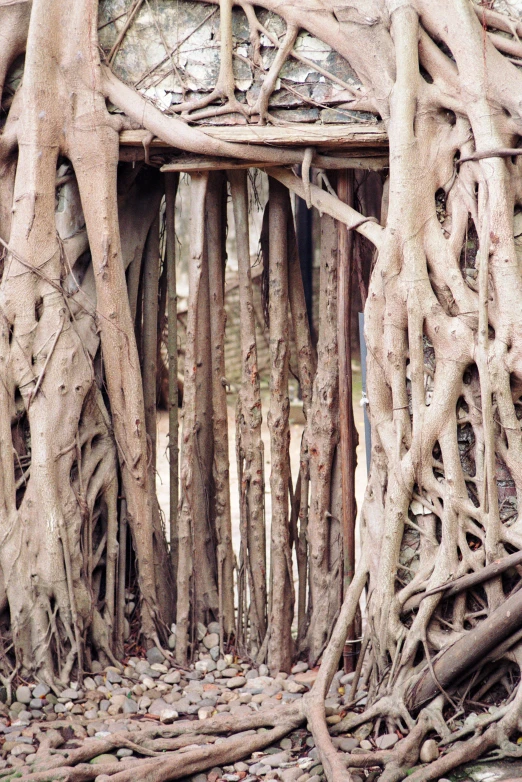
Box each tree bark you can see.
[267,177,294,673]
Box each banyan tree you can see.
[2,0,522,779]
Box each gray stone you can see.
[281,769,303,782]
[146,648,165,666]
[150,663,168,673]
[261,751,291,767]
[11,743,36,756]
[196,622,207,641]
[90,754,119,765]
[117,748,134,758]
[259,664,269,677]
[148,698,170,715]
[106,670,122,684]
[207,621,221,635]
[216,659,227,672]
[185,670,203,681]
[85,710,98,720]
[221,668,239,678]
[16,710,32,722]
[164,670,181,684]
[61,688,80,700]
[15,687,31,705]
[376,733,398,750]
[234,762,249,772]
[291,662,308,674]
[227,676,246,689]
[307,776,321,782]
[84,677,96,691]
[159,708,179,723]
[189,774,207,782]
[354,723,373,740]
[29,699,46,709]
[135,660,150,674]
[54,704,67,714]
[210,646,220,661]
[172,698,190,714]
[123,698,138,714]
[168,634,176,650]
[99,699,110,711]
[340,672,355,686]
[203,633,219,650]
[335,737,359,752]
[419,739,438,763]
[359,740,372,750]
[33,684,50,698]
[245,669,259,680]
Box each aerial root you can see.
[22,709,304,782]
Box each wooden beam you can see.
[161,154,388,173]
[120,123,387,150]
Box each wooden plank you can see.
[161,153,388,173]
[120,124,388,149]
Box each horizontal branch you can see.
[118,126,388,150]
[409,584,522,709]
[402,550,522,614]
[460,148,522,163]
[267,167,384,250]
[424,550,522,600]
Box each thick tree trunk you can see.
[229,169,267,653]
[305,212,341,665]
[267,177,294,673]
[206,172,235,639]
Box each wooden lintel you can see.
[161,157,272,172]
[161,153,388,173]
[120,123,388,150]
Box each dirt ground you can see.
[156,366,367,576]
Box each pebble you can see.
[90,754,119,765]
[146,647,164,666]
[61,688,81,700]
[203,633,219,649]
[333,737,359,752]
[163,670,181,685]
[15,687,31,705]
[375,733,398,750]
[123,698,138,714]
[33,684,50,698]
[160,708,179,723]
[419,739,438,763]
[261,750,291,767]
[1,643,369,778]
[227,676,246,689]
